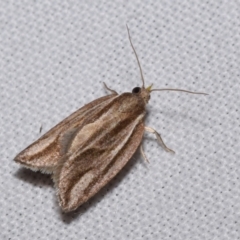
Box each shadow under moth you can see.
[14,26,207,212]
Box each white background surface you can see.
[1,0,240,239]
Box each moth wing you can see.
[53,108,145,212]
[14,94,116,173]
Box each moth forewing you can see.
[14,94,116,173]
[52,93,146,212]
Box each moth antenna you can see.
[126,24,145,88]
[151,88,208,95]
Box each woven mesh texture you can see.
[1,1,240,239]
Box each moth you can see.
[14,26,207,212]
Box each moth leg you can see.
[103,82,118,95]
[140,144,150,163]
[144,126,175,154]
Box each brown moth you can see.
[14,26,207,212]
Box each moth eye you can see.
[132,87,141,94]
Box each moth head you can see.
[132,84,152,104]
